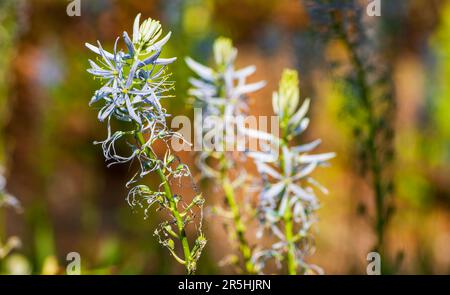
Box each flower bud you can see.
[133,14,162,49]
[140,19,161,44]
[272,69,300,117]
[213,37,236,67]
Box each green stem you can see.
[279,137,297,275]
[221,174,255,274]
[283,202,297,275]
[135,131,193,274]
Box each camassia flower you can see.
[86,14,206,274]
[186,37,265,273]
[186,37,266,178]
[86,15,175,125]
[244,69,335,274]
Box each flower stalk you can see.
[221,171,255,274]
[245,69,335,274]
[86,14,206,274]
[186,37,265,273]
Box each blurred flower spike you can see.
[186,37,265,273]
[186,37,266,178]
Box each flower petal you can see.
[133,13,141,44]
[185,57,216,81]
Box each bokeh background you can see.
[0,0,449,274]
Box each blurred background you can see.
[0,0,449,274]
